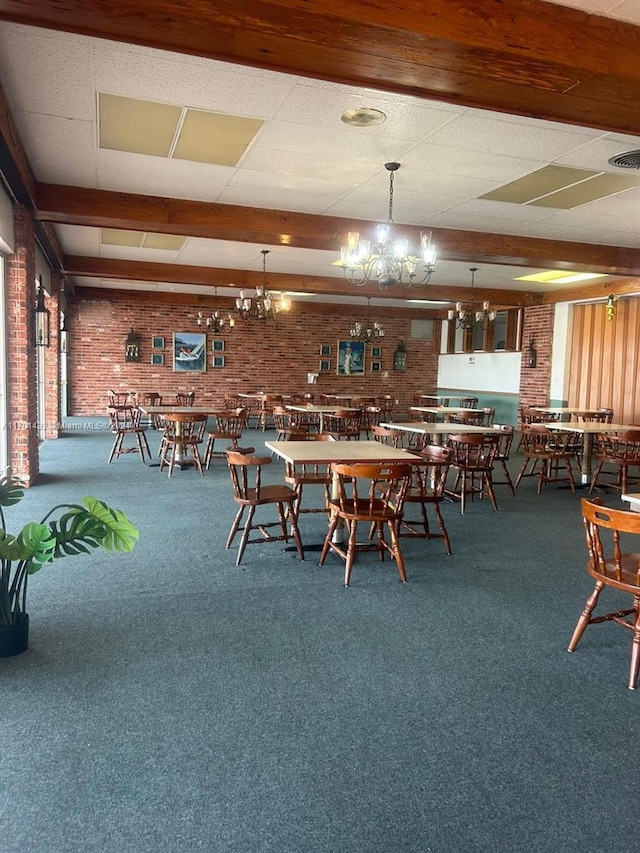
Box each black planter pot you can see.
[0,614,29,657]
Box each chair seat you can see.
[235,483,300,506]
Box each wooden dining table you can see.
[381,421,496,445]
[410,405,487,421]
[542,420,637,485]
[285,404,347,433]
[531,406,604,421]
[138,404,224,468]
[266,439,422,543]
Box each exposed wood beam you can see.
[37,184,640,277]
[2,0,640,134]
[63,255,541,306]
[540,276,640,305]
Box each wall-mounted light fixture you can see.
[606,293,618,321]
[125,328,140,362]
[34,275,50,348]
[528,337,537,368]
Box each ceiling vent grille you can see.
[608,150,640,169]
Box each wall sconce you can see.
[393,339,407,371]
[125,328,140,362]
[528,337,537,368]
[606,293,617,321]
[34,275,50,348]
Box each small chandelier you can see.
[350,297,385,341]
[340,162,436,290]
[448,267,496,330]
[197,288,235,332]
[235,249,291,322]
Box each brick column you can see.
[518,304,555,426]
[5,205,39,484]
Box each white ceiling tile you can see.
[401,143,544,182]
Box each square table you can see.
[139,404,225,468]
[266,440,422,544]
[542,421,636,485]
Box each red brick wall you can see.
[5,206,39,484]
[67,288,439,415]
[519,304,555,418]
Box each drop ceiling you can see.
[0,0,639,308]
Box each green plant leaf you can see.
[0,479,24,509]
[82,497,138,552]
[16,523,57,573]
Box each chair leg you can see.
[235,505,256,565]
[567,580,604,652]
[319,511,341,566]
[225,506,245,550]
[629,597,640,690]
[433,503,452,555]
[499,459,516,496]
[344,520,359,586]
[285,499,305,561]
[484,473,499,511]
[204,435,214,469]
[108,434,122,463]
[387,520,407,583]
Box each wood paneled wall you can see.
[568,299,640,424]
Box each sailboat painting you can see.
[173,332,207,372]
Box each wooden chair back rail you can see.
[283,433,336,522]
[319,462,413,586]
[107,405,152,463]
[175,391,196,406]
[568,498,640,690]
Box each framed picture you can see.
[319,359,331,372]
[173,332,206,372]
[337,339,365,376]
[212,339,225,352]
[320,344,332,356]
[371,346,381,358]
[370,360,381,373]
[152,336,165,349]
[151,353,164,366]
[213,355,225,368]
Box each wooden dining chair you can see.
[107,405,152,464]
[446,433,499,513]
[225,450,304,565]
[204,409,252,468]
[397,444,453,554]
[568,498,640,689]
[159,412,207,476]
[283,433,336,523]
[323,408,362,441]
[514,424,577,494]
[490,424,516,496]
[589,430,640,495]
[458,396,479,409]
[319,461,412,586]
[175,391,196,406]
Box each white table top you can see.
[542,421,637,434]
[410,405,486,415]
[622,493,640,511]
[381,421,497,435]
[286,404,344,413]
[532,406,603,415]
[265,440,421,465]
[138,405,222,415]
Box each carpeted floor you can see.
[1,419,637,853]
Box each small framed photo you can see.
[151,353,164,366]
[320,344,332,356]
[319,359,331,372]
[212,339,225,352]
[152,336,165,349]
[213,355,225,368]
[371,346,382,358]
[370,361,381,373]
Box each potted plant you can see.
[0,478,138,657]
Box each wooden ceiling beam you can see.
[62,255,541,306]
[2,0,640,134]
[37,184,640,277]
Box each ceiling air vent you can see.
[608,149,640,169]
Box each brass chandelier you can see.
[350,297,385,341]
[235,250,291,322]
[340,162,436,290]
[448,267,496,330]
